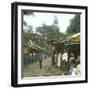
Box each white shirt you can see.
[62,52,68,62]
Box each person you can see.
[76,64,80,75]
[57,53,62,67]
[71,63,80,76]
[52,50,56,66]
[62,50,68,62]
[75,56,80,75]
[62,50,68,71]
[75,56,80,66]
[38,52,43,69]
[68,53,76,75]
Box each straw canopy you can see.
[23,43,46,54]
[68,33,80,42]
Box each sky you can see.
[23,12,75,33]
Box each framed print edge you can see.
[11,2,88,87]
[85,6,88,83]
[11,2,18,87]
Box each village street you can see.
[23,57,64,77]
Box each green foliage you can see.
[23,25,33,43]
[36,24,60,40]
[66,14,80,34]
[23,54,30,64]
[23,21,27,26]
[53,16,58,25]
[23,15,67,56]
[35,16,66,55]
[23,11,34,16]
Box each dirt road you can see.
[23,57,64,77]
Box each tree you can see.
[23,11,34,16]
[23,10,35,31]
[66,14,80,35]
[23,21,27,26]
[53,16,58,25]
[36,24,60,40]
[23,25,33,43]
[23,11,35,43]
[35,16,61,55]
[36,16,60,41]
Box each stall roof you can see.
[68,33,80,41]
[23,43,46,54]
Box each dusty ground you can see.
[23,57,65,77]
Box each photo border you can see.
[11,2,88,87]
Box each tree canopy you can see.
[66,14,80,35]
[23,11,34,16]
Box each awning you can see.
[23,43,46,54]
[68,33,80,42]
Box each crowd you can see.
[26,50,80,76]
[52,50,80,76]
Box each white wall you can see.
[0,0,89,89]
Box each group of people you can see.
[52,50,68,67]
[52,50,80,76]
[68,53,80,75]
[31,49,80,76]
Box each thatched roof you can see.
[68,33,80,42]
[23,43,46,54]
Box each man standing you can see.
[39,52,43,69]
